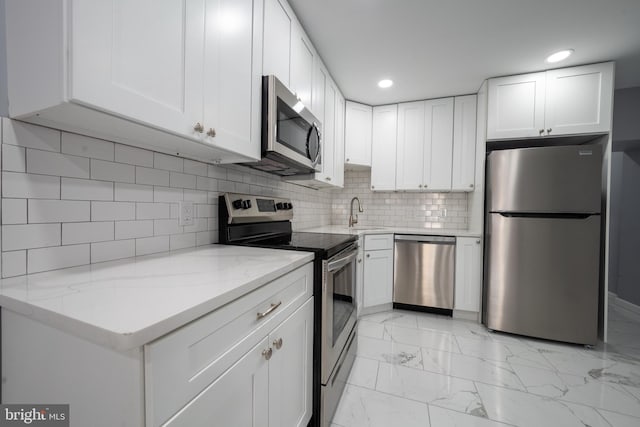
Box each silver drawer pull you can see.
[257,301,282,319]
[262,348,273,360]
[273,337,283,350]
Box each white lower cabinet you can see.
[165,299,313,427]
[362,234,394,310]
[454,237,483,313]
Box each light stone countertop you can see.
[300,225,482,238]
[0,245,313,351]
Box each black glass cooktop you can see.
[248,232,357,259]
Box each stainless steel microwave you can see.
[242,75,322,176]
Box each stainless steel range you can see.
[219,193,357,427]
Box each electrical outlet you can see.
[178,201,195,226]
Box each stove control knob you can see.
[232,199,243,210]
[276,202,285,210]
[286,202,293,210]
[242,200,252,209]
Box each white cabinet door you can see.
[454,237,483,313]
[290,23,314,108]
[371,104,398,191]
[317,80,336,184]
[424,97,454,191]
[71,0,204,138]
[163,337,269,427]
[452,95,477,191]
[334,94,346,188]
[344,101,373,167]
[355,240,365,316]
[263,0,292,86]
[268,298,313,427]
[312,61,327,125]
[396,101,426,190]
[487,72,546,140]
[363,249,393,308]
[544,63,613,136]
[202,0,262,159]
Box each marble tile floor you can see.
[331,309,640,427]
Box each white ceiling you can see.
[287,0,640,105]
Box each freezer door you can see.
[485,213,600,344]
[487,145,602,213]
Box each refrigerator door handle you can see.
[495,212,597,219]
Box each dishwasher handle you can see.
[394,235,455,244]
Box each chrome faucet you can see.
[349,197,363,227]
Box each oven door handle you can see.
[327,251,357,273]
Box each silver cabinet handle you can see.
[476,239,481,244]
[326,177,332,181]
[418,184,423,188]
[346,158,350,162]
[539,129,544,135]
[371,185,375,190]
[547,128,552,134]
[207,128,216,137]
[366,253,370,258]
[424,184,428,188]
[469,184,474,188]
[273,337,283,350]
[358,258,362,263]
[262,348,273,360]
[257,301,282,319]
[194,122,204,133]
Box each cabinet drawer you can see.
[144,262,313,426]
[364,234,393,251]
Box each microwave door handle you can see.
[328,251,357,273]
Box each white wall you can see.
[331,170,468,229]
[0,118,332,277]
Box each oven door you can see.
[321,245,358,384]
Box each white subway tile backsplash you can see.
[136,235,169,256]
[136,166,169,186]
[91,201,136,221]
[27,244,90,274]
[2,144,26,172]
[207,165,226,180]
[184,189,208,204]
[154,218,182,236]
[170,172,196,189]
[2,224,61,250]
[62,221,114,245]
[115,220,153,240]
[2,250,27,278]
[196,176,217,192]
[154,153,183,172]
[115,144,153,167]
[61,178,113,201]
[196,231,215,246]
[2,199,27,224]
[218,180,235,193]
[91,239,135,263]
[2,118,61,152]
[91,159,135,183]
[170,233,196,250]
[61,133,114,161]
[115,183,153,202]
[136,202,171,220]
[184,159,208,177]
[154,187,183,202]
[2,172,60,199]
[28,200,90,223]
[184,217,208,233]
[27,149,90,178]
[196,204,215,218]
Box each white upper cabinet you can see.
[424,97,454,191]
[487,72,546,139]
[371,105,398,191]
[396,98,454,191]
[334,94,346,188]
[487,62,614,140]
[396,101,426,190]
[544,63,614,136]
[344,102,373,167]
[263,0,292,86]
[318,79,337,184]
[290,23,315,109]
[451,95,477,191]
[5,0,262,163]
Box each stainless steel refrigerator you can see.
[484,145,602,345]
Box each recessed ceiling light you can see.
[378,79,393,88]
[546,49,574,63]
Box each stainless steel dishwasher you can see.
[393,235,456,313]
